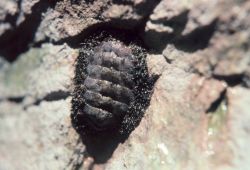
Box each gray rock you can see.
[0,43,82,170]
[0,98,82,170]
[0,0,18,36]
[0,43,78,101]
[226,87,250,170]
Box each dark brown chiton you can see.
[71,38,153,135]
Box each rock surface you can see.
[0,0,250,170]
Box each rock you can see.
[34,0,159,42]
[0,23,12,36]
[105,68,200,170]
[0,43,82,170]
[0,0,18,20]
[16,0,40,25]
[0,0,18,36]
[226,87,250,170]
[243,68,250,88]
[0,43,78,101]
[1,0,250,169]
[144,0,189,50]
[189,14,250,78]
[0,98,82,170]
[0,0,43,35]
[102,72,249,170]
[0,57,9,71]
[146,54,169,76]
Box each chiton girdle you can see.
[71,34,154,135]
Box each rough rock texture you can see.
[0,0,250,170]
[0,99,83,170]
[0,0,41,30]
[0,43,78,101]
[35,0,159,42]
[0,0,18,35]
[0,44,82,170]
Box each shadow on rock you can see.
[80,131,128,164]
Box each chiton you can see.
[71,38,153,135]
